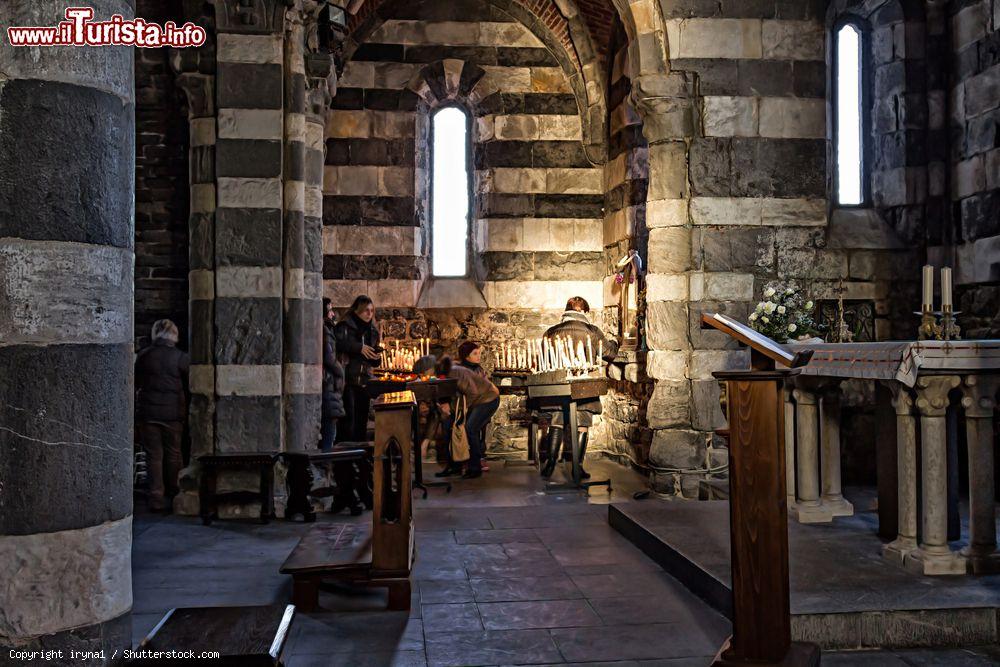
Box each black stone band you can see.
[0,344,133,534]
[0,80,134,249]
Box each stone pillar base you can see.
[790,501,832,524]
[904,547,966,575]
[820,495,854,517]
[882,536,917,564]
[961,547,1000,575]
[173,489,201,516]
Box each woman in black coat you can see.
[321,298,346,452]
[334,295,381,442]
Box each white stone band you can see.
[0,240,133,346]
[0,516,132,641]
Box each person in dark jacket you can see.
[135,319,190,512]
[321,298,346,452]
[334,295,382,442]
[540,296,619,479]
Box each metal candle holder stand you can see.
[914,309,962,342]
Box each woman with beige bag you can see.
[435,355,500,480]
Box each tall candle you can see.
[598,340,603,362]
[941,267,953,309]
[922,265,934,310]
[587,337,594,367]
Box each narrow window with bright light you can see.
[431,107,470,277]
[836,23,864,205]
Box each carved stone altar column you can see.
[784,383,797,510]
[818,381,853,517]
[961,375,1000,574]
[882,381,918,563]
[791,379,832,523]
[906,375,965,575]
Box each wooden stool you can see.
[198,453,278,525]
[128,604,295,666]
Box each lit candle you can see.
[587,337,593,367]
[922,265,934,311]
[941,267,953,310]
[598,340,603,362]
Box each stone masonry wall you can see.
[597,19,654,471]
[134,0,189,345]
[948,0,1000,337]
[324,0,609,454]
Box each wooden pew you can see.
[280,391,416,611]
[128,604,295,666]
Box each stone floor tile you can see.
[288,612,424,654]
[471,576,584,603]
[456,529,540,544]
[422,602,484,633]
[287,650,428,667]
[478,599,603,630]
[419,580,475,604]
[587,594,729,628]
[551,622,724,662]
[425,629,563,667]
[568,571,693,599]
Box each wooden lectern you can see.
[702,313,819,667]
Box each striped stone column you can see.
[282,7,324,452]
[214,16,286,455]
[0,1,134,657]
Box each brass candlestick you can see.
[915,309,941,341]
[940,307,961,341]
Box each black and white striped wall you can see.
[0,1,135,655]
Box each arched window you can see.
[834,20,866,206]
[431,106,471,277]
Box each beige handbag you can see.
[450,395,470,463]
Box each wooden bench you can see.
[198,453,278,525]
[128,604,295,666]
[280,392,416,612]
[279,522,409,611]
[281,446,368,522]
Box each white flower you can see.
[762,316,769,324]
[749,312,758,322]
[805,300,814,310]
[776,305,786,314]
[785,287,794,295]
[764,287,776,298]
[788,323,797,333]
[756,302,766,312]
[764,302,777,314]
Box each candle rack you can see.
[493,335,603,376]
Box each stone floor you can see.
[132,461,1000,665]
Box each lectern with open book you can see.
[701,312,819,667]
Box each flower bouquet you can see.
[748,284,824,343]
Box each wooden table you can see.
[129,604,295,666]
[496,371,610,492]
[198,453,277,525]
[280,447,368,521]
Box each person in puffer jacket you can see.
[321,298,346,452]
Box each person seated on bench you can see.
[435,355,500,480]
[539,296,618,479]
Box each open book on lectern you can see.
[701,312,813,369]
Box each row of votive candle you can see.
[381,339,431,371]
[495,336,602,373]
